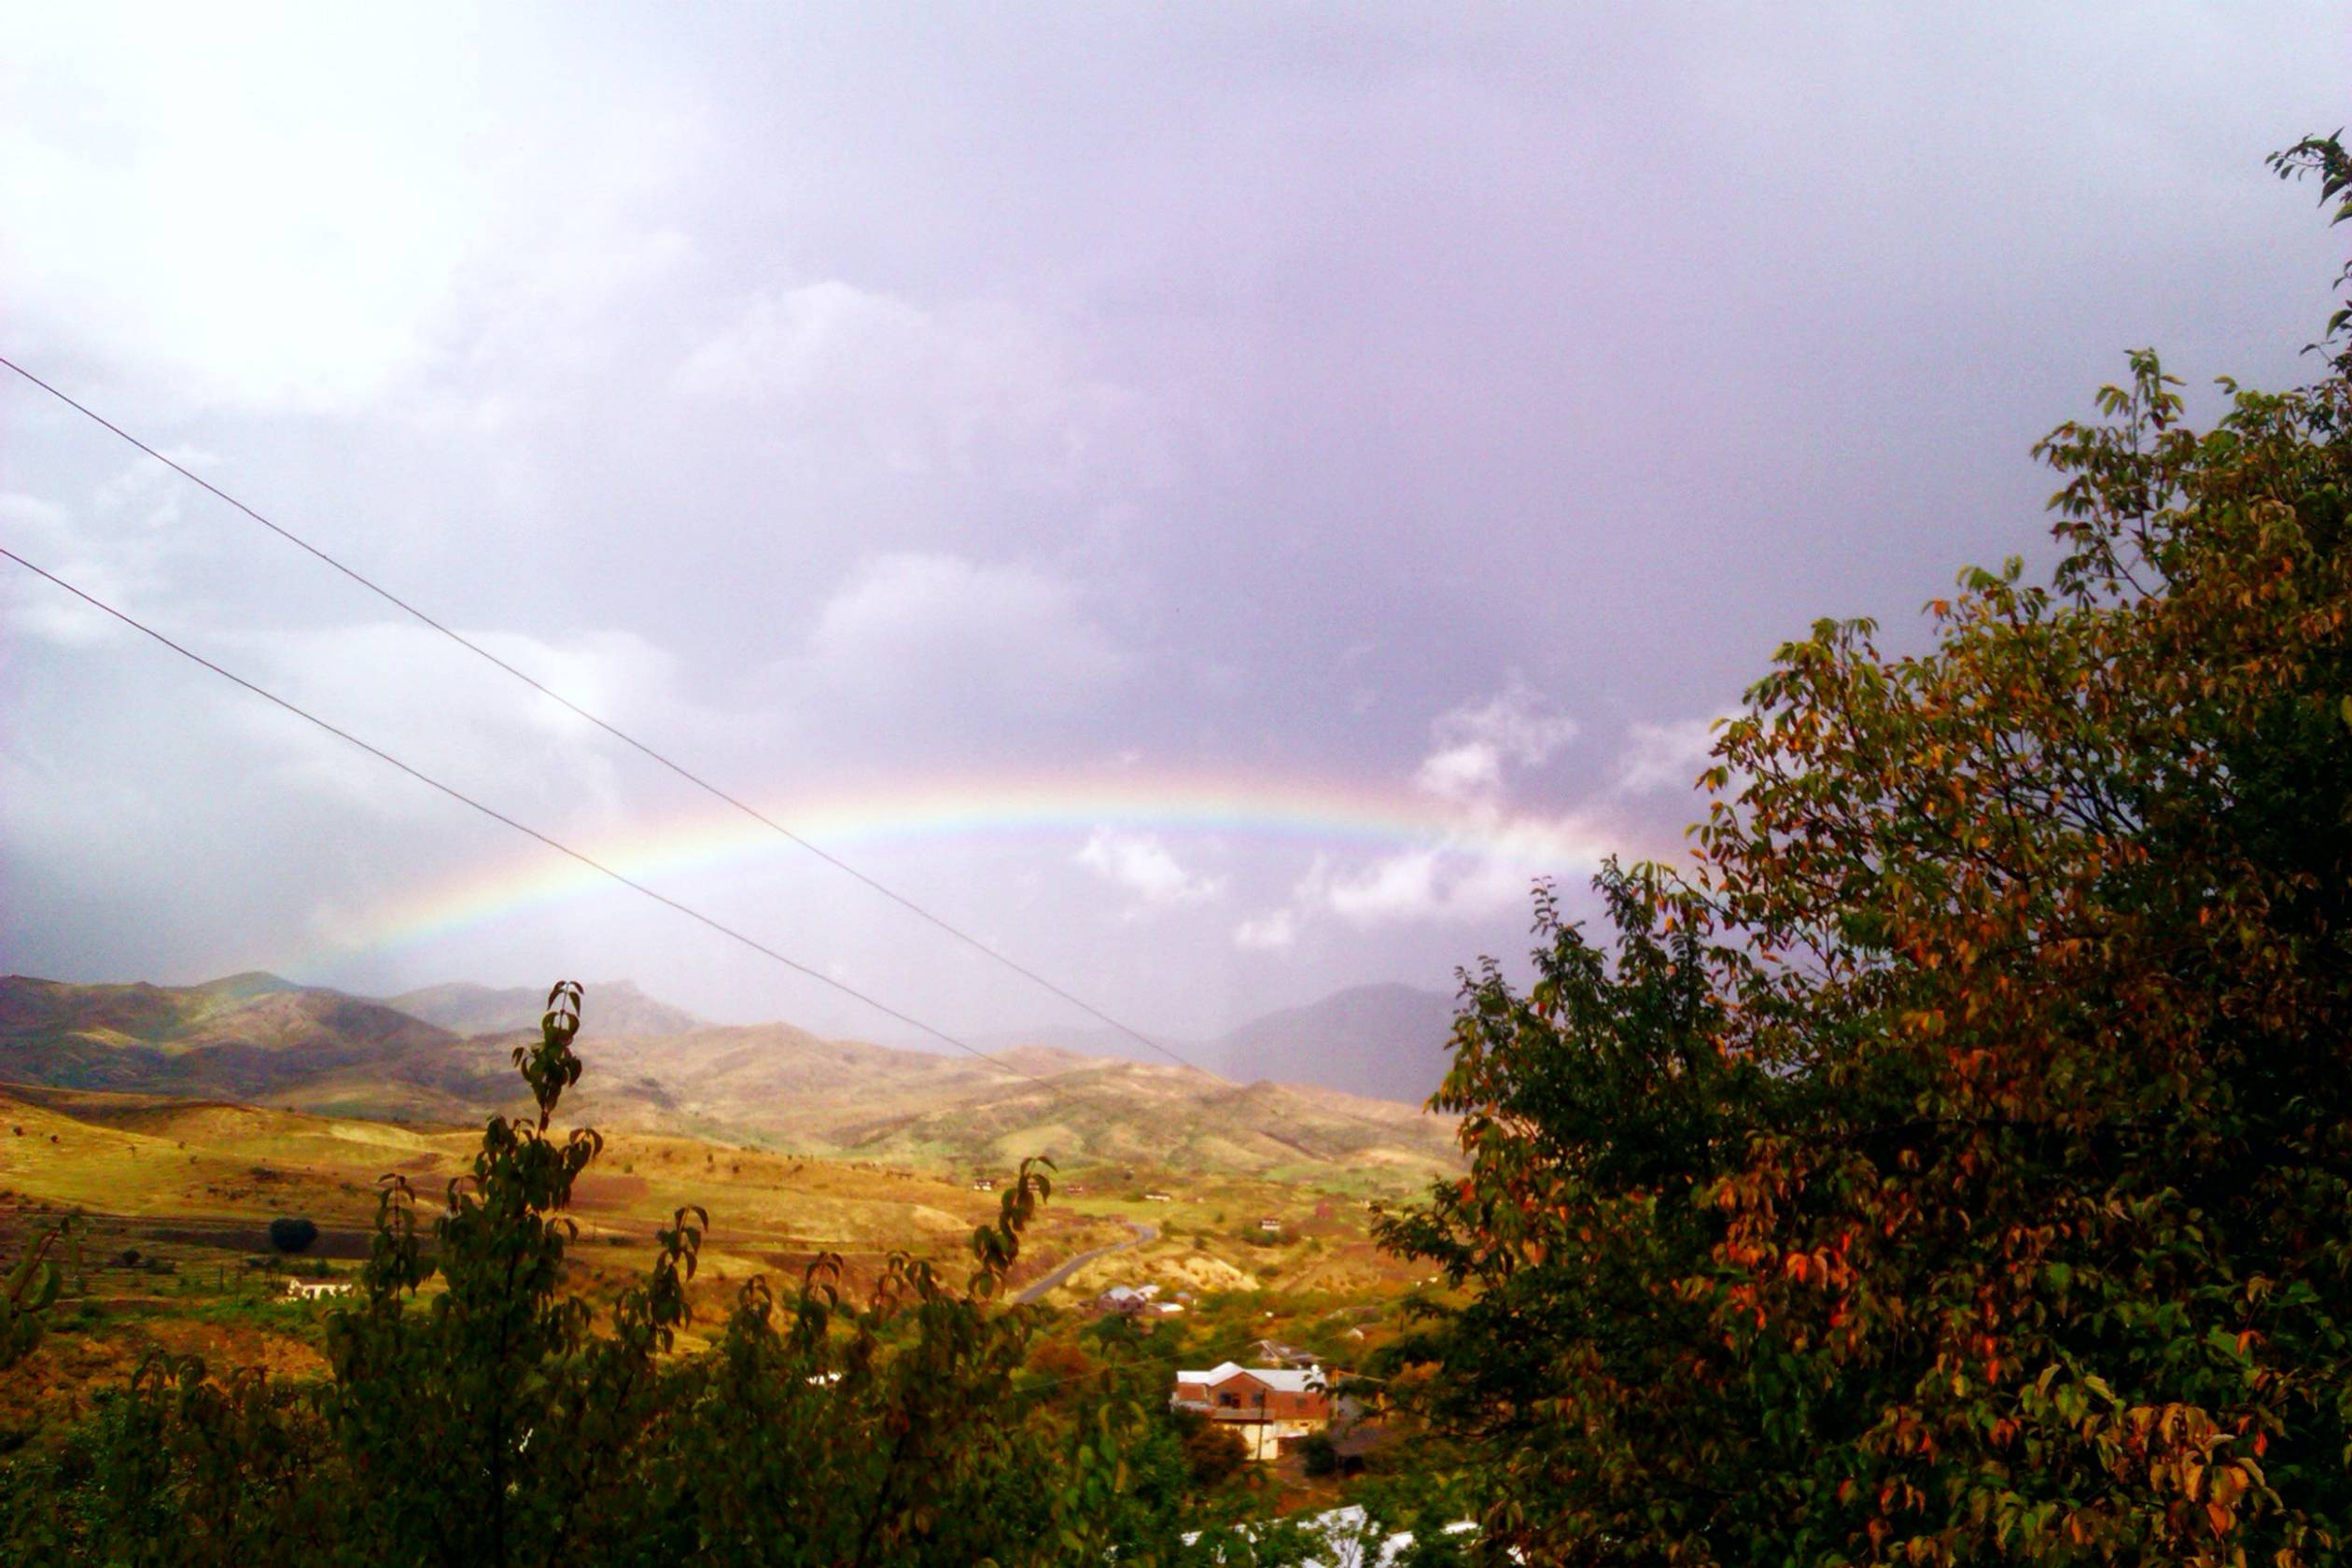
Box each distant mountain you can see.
[946,984,1462,1105]
[948,1023,1205,1069]
[1211,983,1460,1105]
[0,974,1460,1178]
[384,979,704,1038]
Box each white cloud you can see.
[1265,680,1616,930]
[1077,829,1222,910]
[676,281,1156,492]
[0,490,175,647]
[1616,717,1722,794]
[798,552,1129,713]
[1301,809,1615,928]
[1232,908,1297,950]
[1414,742,1503,802]
[206,620,695,831]
[1,8,695,417]
[1414,678,1578,802]
[1321,848,1444,923]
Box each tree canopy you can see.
[1380,132,2352,1565]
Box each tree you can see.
[0,1216,81,1370]
[264,1217,317,1254]
[10,983,1225,1566]
[1180,1411,1251,1489]
[1382,133,2352,1566]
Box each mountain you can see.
[1211,983,1460,1105]
[0,974,1461,1178]
[384,978,704,1038]
[948,985,1463,1105]
[0,972,509,1116]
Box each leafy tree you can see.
[1383,133,2352,1565]
[0,1216,81,1370]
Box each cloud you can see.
[0,8,696,417]
[1270,680,1614,930]
[676,281,1157,493]
[1232,908,1297,950]
[1414,679,1579,802]
[1077,829,1222,910]
[0,487,191,647]
[1301,810,1615,928]
[1616,717,1723,794]
[797,552,1130,716]
[1414,743,1502,802]
[203,620,699,831]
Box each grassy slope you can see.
[0,1079,1159,1430]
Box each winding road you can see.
[1014,1220,1158,1305]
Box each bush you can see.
[1298,1431,1338,1478]
[265,1217,317,1254]
[1176,1420,1251,1494]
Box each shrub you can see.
[266,1217,317,1253]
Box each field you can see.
[0,1078,1445,1441]
[0,1082,1127,1431]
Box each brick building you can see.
[1169,1361,1331,1461]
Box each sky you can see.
[1,5,2345,1044]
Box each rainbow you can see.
[337,766,1622,959]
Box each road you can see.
[1013,1220,1157,1305]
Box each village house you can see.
[1244,1337,1318,1368]
[1254,1216,1282,1234]
[969,1176,996,1192]
[1170,1361,1332,1462]
[1094,1283,1184,1319]
[1141,1191,1174,1203]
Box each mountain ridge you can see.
[384,978,705,1038]
[0,974,1461,1179]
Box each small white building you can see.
[284,1278,351,1300]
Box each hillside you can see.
[1211,983,1460,1104]
[0,973,507,1113]
[949,984,1463,1105]
[0,975,1462,1180]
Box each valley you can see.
[0,972,1462,1449]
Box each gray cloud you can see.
[2,6,2343,1041]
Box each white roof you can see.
[1176,1361,1323,1393]
[1101,1283,1162,1302]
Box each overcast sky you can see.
[1,5,2344,1044]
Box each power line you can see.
[0,545,1117,1121]
[2,357,1454,1159]
[0,353,1231,1086]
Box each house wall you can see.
[1174,1372,1330,1422]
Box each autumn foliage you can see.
[1381,135,2352,1564]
